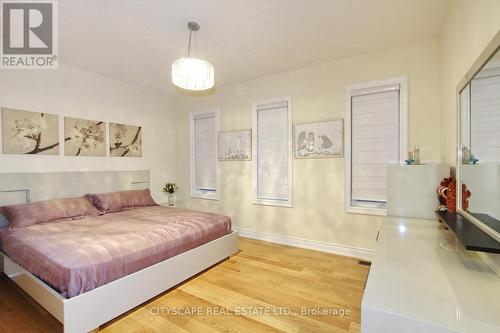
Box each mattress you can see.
[0,206,231,298]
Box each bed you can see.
[0,170,238,333]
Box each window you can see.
[253,98,292,207]
[345,78,407,215]
[469,68,500,163]
[190,109,219,199]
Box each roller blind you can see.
[471,73,500,163]
[255,100,290,203]
[192,112,217,196]
[351,84,400,206]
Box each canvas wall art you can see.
[218,130,251,160]
[294,120,343,158]
[64,117,106,156]
[109,123,142,157]
[2,108,60,155]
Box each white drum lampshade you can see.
[172,22,215,91]
[172,57,214,91]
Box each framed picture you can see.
[294,119,343,158]
[64,117,106,156]
[109,123,142,157]
[1,107,60,155]
[218,130,251,160]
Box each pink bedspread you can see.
[0,206,231,298]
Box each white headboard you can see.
[0,170,150,205]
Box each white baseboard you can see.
[233,227,374,262]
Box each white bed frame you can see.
[0,171,239,333]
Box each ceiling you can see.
[59,0,452,92]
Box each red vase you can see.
[437,177,471,212]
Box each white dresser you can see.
[362,218,500,333]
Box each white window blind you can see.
[471,73,500,163]
[191,111,217,198]
[254,100,291,205]
[350,84,400,207]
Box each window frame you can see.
[252,97,293,208]
[345,77,408,216]
[190,109,220,200]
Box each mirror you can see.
[458,46,500,240]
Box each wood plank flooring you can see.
[0,237,369,333]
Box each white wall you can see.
[0,64,176,201]
[175,39,442,254]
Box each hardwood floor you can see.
[0,237,369,333]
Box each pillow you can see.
[1,197,102,233]
[86,189,157,213]
[0,212,9,229]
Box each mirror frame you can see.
[456,29,500,243]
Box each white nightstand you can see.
[159,201,186,209]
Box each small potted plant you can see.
[163,182,179,206]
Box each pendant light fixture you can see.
[172,22,214,91]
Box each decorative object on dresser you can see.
[218,130,251,160]
[461,146,479,164]
[413,145,420,164]
[436,177,471,212]
[109,123,142,157]
[404,145,421,165]
[1,107,59,155]
[294,119,343,158]
[163,182,179,206]
[64,117,106,156]
[404,151,414,165]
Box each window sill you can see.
[191,194,219,201]
[345,206,387,216]
[253,200,292,208]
